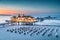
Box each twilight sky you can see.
[0,0,60,14]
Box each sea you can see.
[0,13,60,40]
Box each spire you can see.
[18,14,20,17]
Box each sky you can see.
[0,0,60,15]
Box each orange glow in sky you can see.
[0,9,27,14]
